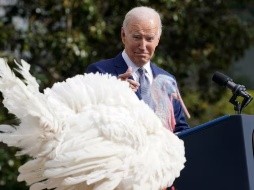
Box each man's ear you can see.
[121,27,126,44]
[156,36,160,46]
[121,27,125,36]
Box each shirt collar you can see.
[122,50,152,77]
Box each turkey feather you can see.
[0,58,185,190]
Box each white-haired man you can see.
[86,6,189,133]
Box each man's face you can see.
[121,18,160,67]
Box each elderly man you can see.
[86,6,189,133]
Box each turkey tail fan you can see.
[0,59,185,190]
[0,58,62,158]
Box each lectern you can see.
[174,114,254,190]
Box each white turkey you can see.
[0,58,186,190]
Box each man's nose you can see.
[139,39,147,49]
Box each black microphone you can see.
[212,71,251,99]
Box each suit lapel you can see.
[113,53,129,76]
[150,63,162,78]
[112,53,142,99]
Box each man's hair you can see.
[122,6,162,36]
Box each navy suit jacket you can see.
[86,53,189,132]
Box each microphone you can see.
[212,71,253,112]
[212,71,251,98]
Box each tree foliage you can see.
[0,0,253,189]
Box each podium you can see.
[174,114,254,190]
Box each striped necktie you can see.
[138,67,153,107]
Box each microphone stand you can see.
[229,93,241,114]
[229,85,253,114]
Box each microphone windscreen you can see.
[212,71,232,86]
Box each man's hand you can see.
[118,67,140,92]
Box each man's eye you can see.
[133,36,141,40]
[146,37,154,41]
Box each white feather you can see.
[14,59,39,92]
[0,59,185,190]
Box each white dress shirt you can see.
[122,50,153,84]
